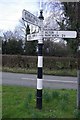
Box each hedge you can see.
[2,55,79,70]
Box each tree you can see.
[43,40,69,57]
[17,23,37,55]
[2,30,24,55]
[0,36,2,54]
[60,2,79,56]
[2,38,23,55]
[43,0,64,31]
[43,40,54,56]
[3,31,14,42]
[24,41,37,55]
[42,1,79,56]
[2,40,7,54]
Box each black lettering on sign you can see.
[62,34,65,38]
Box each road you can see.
[2,72,77,89]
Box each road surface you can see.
[2,72,77,89]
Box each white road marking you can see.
[21,77,77,84]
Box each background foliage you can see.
[2,55,78,70]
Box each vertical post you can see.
[36,10,44,110]
[77,2,80,109]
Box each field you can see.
[2,85,80,118]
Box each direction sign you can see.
[27,30,77,41]
[27,33,40,41]
[44,30,77,38]
[22,9,40,27]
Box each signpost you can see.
[27,30,77,41]
[22,9,40,27]
[44,30,77,38]
[22,8,77,110]
[22,10,44,110]
[27,33,40,41]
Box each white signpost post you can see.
[22,9,77,110]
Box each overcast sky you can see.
[0,0,41,31]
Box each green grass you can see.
[0,86,2,119]
[2,85,80,118]
[2,67,77,77]
[44,68,77,77]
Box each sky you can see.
[0,0,41,32]
[0,0,79,32]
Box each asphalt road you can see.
[2,72,77,89]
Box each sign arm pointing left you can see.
[22,9,40,27]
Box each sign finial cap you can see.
[38,10,44,20]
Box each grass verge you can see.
[0,86,2,119]
[2,85,80,118]
[2,67,77,77]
